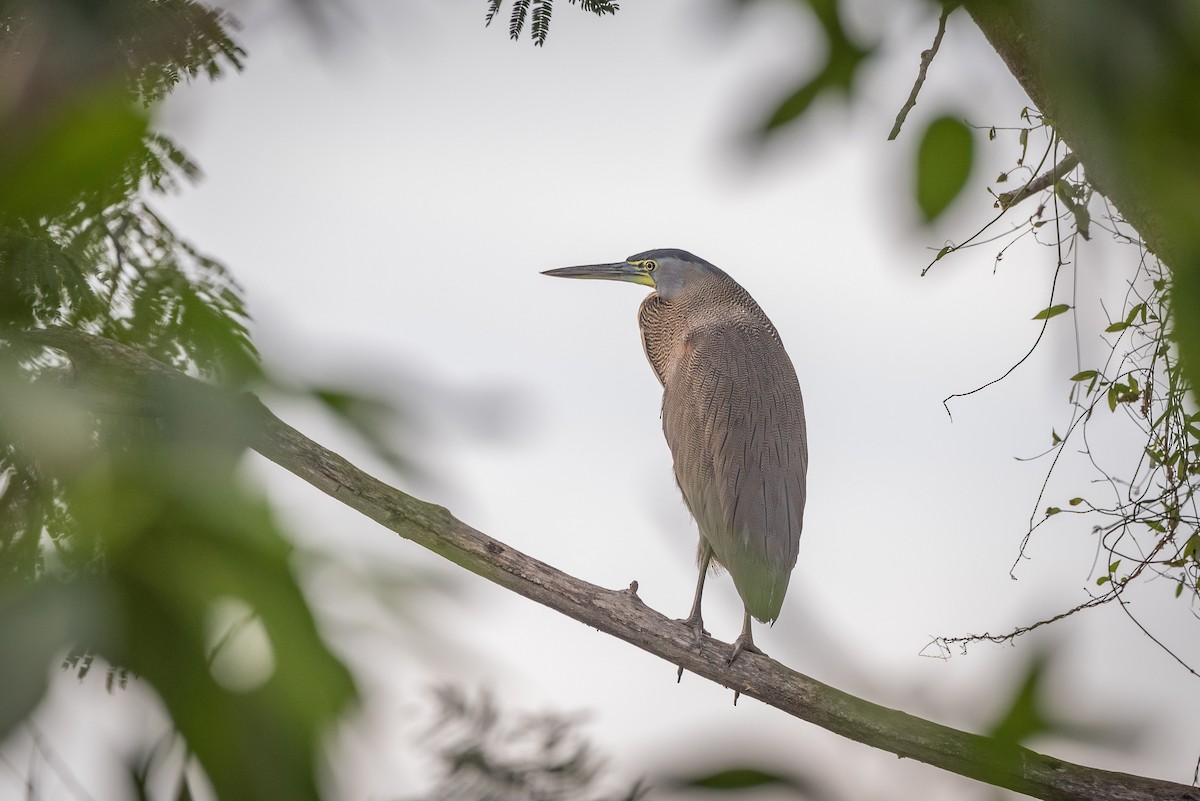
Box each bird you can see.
[543,248,808,661]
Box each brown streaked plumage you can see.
[543,248,808,661]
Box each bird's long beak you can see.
[541,261,655,287]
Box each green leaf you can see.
[1097,575,1110,586]
[760,5,870,133]
[1183,534,1200,560]
[986,651,1053,745]
[1051,429,1062,445]
[1045,507,1061,516]
[1108,560,1121,574]
[1105,322,1129,333]
[1069,497,1084,506]
[1054,179,1078,207]
[0,82,148,219]
[680,768,791,790]
[1073,203,1091,239]
[915,116,975,222]
[1032,304,1070,321]
[1070,370,1099,381]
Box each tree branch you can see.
[997,153,1081,209]
[22,326,1200,801]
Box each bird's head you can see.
[542,248,721,302]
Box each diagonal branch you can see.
[22,326,1200,801]
[997,153,1081,209]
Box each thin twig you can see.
[887,5,951,141]
[938,532,1175,653]
[942,257,1066,419]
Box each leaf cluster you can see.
[416,687,644,801]
[0,0,257,581]
[0,3,356,800]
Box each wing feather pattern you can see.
[661,323,808,623]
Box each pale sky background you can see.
[5,0,1200,799]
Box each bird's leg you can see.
[680,545,713,647]
[729,609,765,664]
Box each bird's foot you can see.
[676,612,708,649]
[729,632,766,665]
[674,613,709,684]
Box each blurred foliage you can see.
[666,766,824,798]
[414,687,644,801]
[914,116,973,222]
[985,650,1054,747]
[0,1,354,799]
[757,0,873,133]
[1,0,257,585]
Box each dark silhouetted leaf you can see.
[685,767,790,789]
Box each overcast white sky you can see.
[7,1,1200,799]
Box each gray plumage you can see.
[543,248,808,659]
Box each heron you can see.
[543,248,808,661]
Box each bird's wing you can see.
[662,322,808,623]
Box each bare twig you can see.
[936,533,1176,654]
[887,5,951,141]
[23,326,1200,801]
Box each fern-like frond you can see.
[531,0,553,46]
[484,0,618,44]
[573,0,619,16]
[508,0,531,40]
[484,0,504,26]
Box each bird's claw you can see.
[675,615,709,684]
[677,615,708,649]
[729,633,765,665]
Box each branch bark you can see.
[23,325,1200,801]
[997,154,1080,210]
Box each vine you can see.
[927,113,1200,673]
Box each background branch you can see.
[997,153,1081,209]
[887,5,951,141]
[21,325,1200,801]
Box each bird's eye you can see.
[643,260,658,272]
